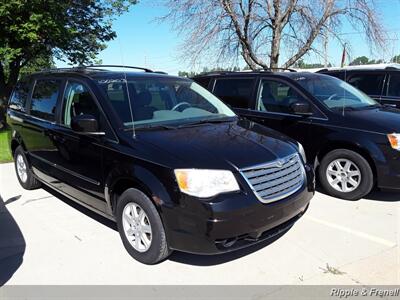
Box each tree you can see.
[293,59,331,69]
[349,56,370,65]
[349,56,384,65]
[391,55,400,63]
[161,0,385,70]
[0,0,137,102]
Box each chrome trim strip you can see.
[241,153,298,171]
[9,115,24,123]
[30,153,100,186]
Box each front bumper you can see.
[375,144,400,190]
[164,164,315,254]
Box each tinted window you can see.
[63,81,101,127]
[388,74,400,97]
[296,75,377,110]
[213,78,254,108]
[323,71,345,80]
[348,73,384,96]
[9,81,30,112]
[194,77,211,89]
[257,80,305,113]
[31,79,61,121]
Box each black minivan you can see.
[7,66,314,264]
[194,71,400,200]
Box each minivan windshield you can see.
[97,77,236,129]
[295,75,379,110]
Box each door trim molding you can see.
[30,153,100,186]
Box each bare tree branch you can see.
[159,0,386,69]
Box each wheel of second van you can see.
[318,149,373,200]
[14,146,41,190]
[116,188,172,264]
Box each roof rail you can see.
[86,65,154,73]
[195,68,296,76]
[263,68,297,73]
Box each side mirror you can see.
[290,100,313,116]
[71,114,104,135]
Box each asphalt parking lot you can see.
[0,162,399,285]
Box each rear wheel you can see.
[319,149,373,200]
[14,146,41,190]
[116,188,171,264]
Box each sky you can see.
[56,0,400,74]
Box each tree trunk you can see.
[270,29,281,69]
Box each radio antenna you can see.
[117,38,136,138]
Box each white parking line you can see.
[305,215,397,248]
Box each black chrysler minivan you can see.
[194,71,400,201]
[7,66,314,264]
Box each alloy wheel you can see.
[326,158,361,193]
[122,202,152,252]
[16,154,28,183]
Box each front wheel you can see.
[14,146,41,190]
[116,188,172,264]
[318,149,373,200]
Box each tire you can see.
[116,188,171,264]
[318,149,373,200]
[14,146,41,190]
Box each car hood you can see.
[342,106,400,133]
[136,119,298,170]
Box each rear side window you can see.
[213,78,254,108]
[388,74,400,97]
[194,77,211,89]
[30,79,61,121]
[9,81,30,112]
[348,73,384,96]
[322,72,345,80]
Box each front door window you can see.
[257,80,305,114]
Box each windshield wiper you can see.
[126,124,177,131]
[332,106,356,111]
[177,117,237,128]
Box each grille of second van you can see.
[241,154,304,203]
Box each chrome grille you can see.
[241,154,305,203]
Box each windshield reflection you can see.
[295,75,379,110]
[97,77,236,129]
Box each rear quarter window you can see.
[30,79,62,121]
[9,81,30,112]
[193,77,211,89]
[347,73,385,96]
[213,78,255,109]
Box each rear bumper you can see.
[165,164,315,255]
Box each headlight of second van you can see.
[174,169,240,198]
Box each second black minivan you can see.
[194,71,400,200]
[7,66,314,264]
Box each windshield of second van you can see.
[295,75,379,110]
[98,77,236,129]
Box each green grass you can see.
[0,129,13,163]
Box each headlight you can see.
[387,133,400,151]
[174,169,240,198]
[297,142,307,163]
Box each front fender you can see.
[104,161,177,215]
